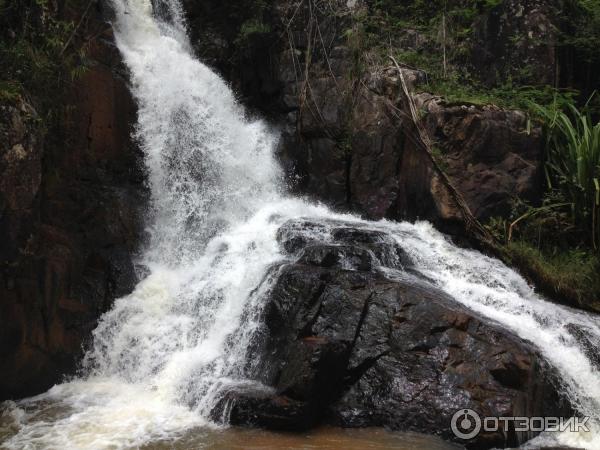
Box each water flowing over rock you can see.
[219,220,569,449]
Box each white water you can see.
[1,0,600,449]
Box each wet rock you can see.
[331,228,389,244]
[331,227,413,270]
[276,220,329,255]
[277,220,413,271]
[535,447,586,450]
[298,245,375,271]
[217,390,314,431]
[230,221,569,449]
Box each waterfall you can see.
[1,0,599,449]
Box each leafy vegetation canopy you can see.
[0,0,88,113]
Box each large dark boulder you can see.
[220,220,569,449]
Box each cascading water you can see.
[1,0,599,449]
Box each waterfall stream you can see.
[1,0,599,448]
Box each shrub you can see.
[0,0,87,112]
[533,98,600,249]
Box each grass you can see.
[385,47,579,112]
[434,81,578,111]
[505,241,600,311]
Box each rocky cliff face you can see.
[472,0,558,87]
[184,0,544,235]
[417,94,543,221]
[0,1,144,399]
[0,100,43,263]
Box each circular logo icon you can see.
[451,409,482,440]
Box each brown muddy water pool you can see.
[139,427,463,450]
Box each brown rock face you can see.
[417,94,544,221]
[0,3,144,399]
[0,100,43,261]
[280,64,542,229]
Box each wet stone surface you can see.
[216,220,571,450]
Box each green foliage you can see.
[367,0,500,30]
[487,192,574,242]
[233,17,271,60]
[344,16,370,79]
[487,194,600,307]
[506,240,600,307]
[227,0,271,56]
[358,0,600,302]
[532,97,600,249]
[0,81,21,101]
[485,96,600,304]
[363,0,503,61]
[561,0,600,66]
[386,45,577,111]
[430,145,449,171]
[353,0,599,113]
[236,19,271,46]
[0,0,88,112]
[444,83,578,111]
[355,0,578,111]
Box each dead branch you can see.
[389,55,496,246]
